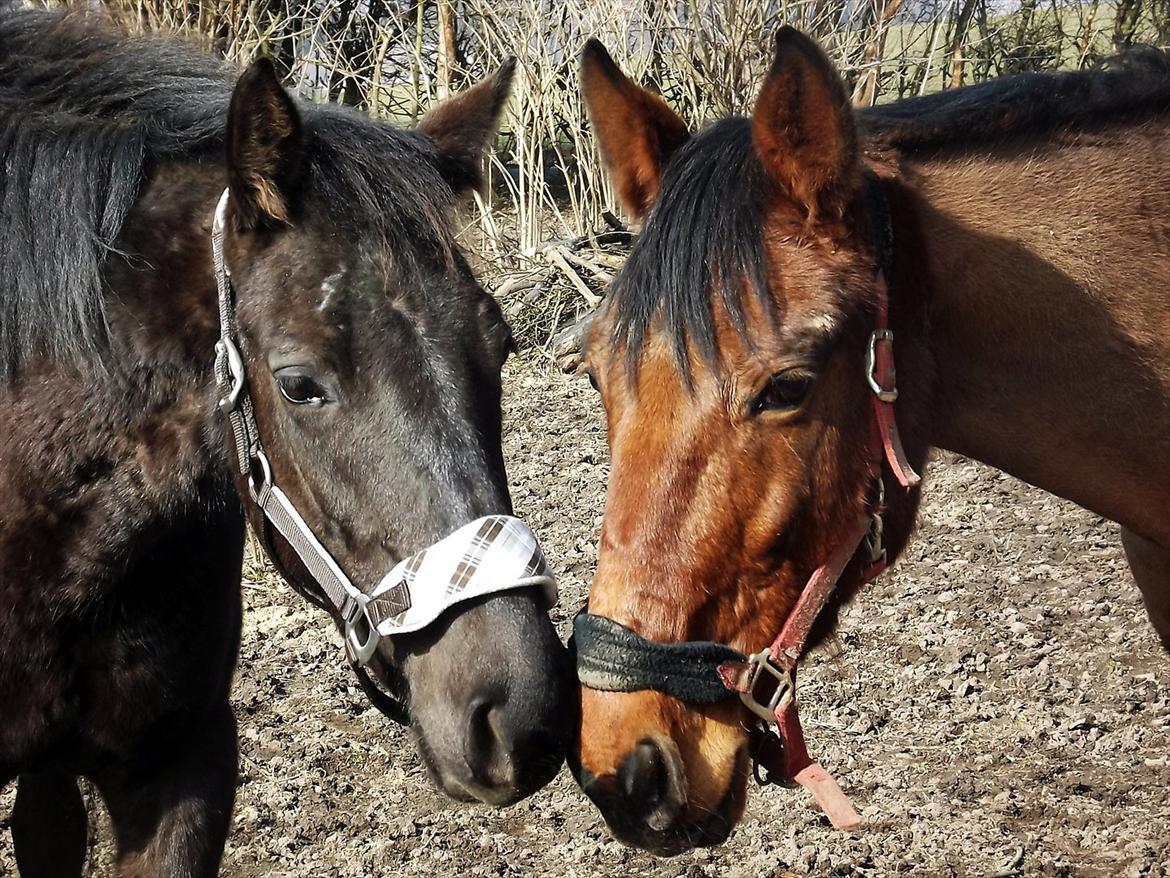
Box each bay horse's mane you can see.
[0,6,455,382]
[861,47,1170,154]
[610,48,1170,374]
[610,118,772,373]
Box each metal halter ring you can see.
[738,649,796,723]
[865,328,899,403]
[342,591,380,667]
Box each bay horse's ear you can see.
[580,39,690,219]
[752,28,859,221]
[226,58,303,229]
[418,59,516,194]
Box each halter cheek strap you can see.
[716,181,921,830]
[717,311,919,828]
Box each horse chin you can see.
[603,773,743,856]
[410,710,566,807]
[411,725,529,806]
[572,741,750,855]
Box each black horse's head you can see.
[219,60,572,804]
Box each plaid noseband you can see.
[369,515,556,636]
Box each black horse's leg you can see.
[95,700,237,878]
[1122,526,1170,652]
[12,772,88,878]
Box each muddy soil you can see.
[2,355,1167,877]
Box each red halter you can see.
[717,273,920,830]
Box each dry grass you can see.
[83,0,1170,345]
[99,1,1167,235]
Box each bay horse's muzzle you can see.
[572,736,738,855]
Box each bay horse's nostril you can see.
[618,740,686,833]
[620,741,664,803]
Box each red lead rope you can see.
[717,275,920,830]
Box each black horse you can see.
[0,8,572,876]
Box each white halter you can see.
[210,189,556,667]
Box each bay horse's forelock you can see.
[574,30,1170,855]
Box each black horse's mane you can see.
[611,48,1170,372]
[0,6,454,381]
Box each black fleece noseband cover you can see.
[572,612,746,704]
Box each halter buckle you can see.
[247,448,273,504]
[342,591,380,668]
[865,328,898,403]
[215,335,246,413]
[738,649,796,723]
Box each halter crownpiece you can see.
[210,189,556,686]
[573,170,917,832]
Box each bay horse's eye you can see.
[751,370,815,415]
[585,370,599,392]
[275,369,329,407]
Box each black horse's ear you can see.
[226,58,303,229]
[751,28,859,221]
[417,59,516,194]
[579,39,689,220]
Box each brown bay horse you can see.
[0,8,572,875]
[570,29,1170,853]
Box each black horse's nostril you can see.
[618,739,685,833]
[407,591,574,805]
[463,684,571,804]
[463,693,514,791]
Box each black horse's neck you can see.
[102,164,227,384]
[93,161,244,531]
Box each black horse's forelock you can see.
[0,7,455,383]
[610,118,771,377]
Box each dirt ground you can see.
[2,353,1168,878]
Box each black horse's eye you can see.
[275,370,329,406]
[751,370,815,415]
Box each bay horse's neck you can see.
[901,118,1170,544]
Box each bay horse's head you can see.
[218,61,572,804]
[572,30,926,850]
